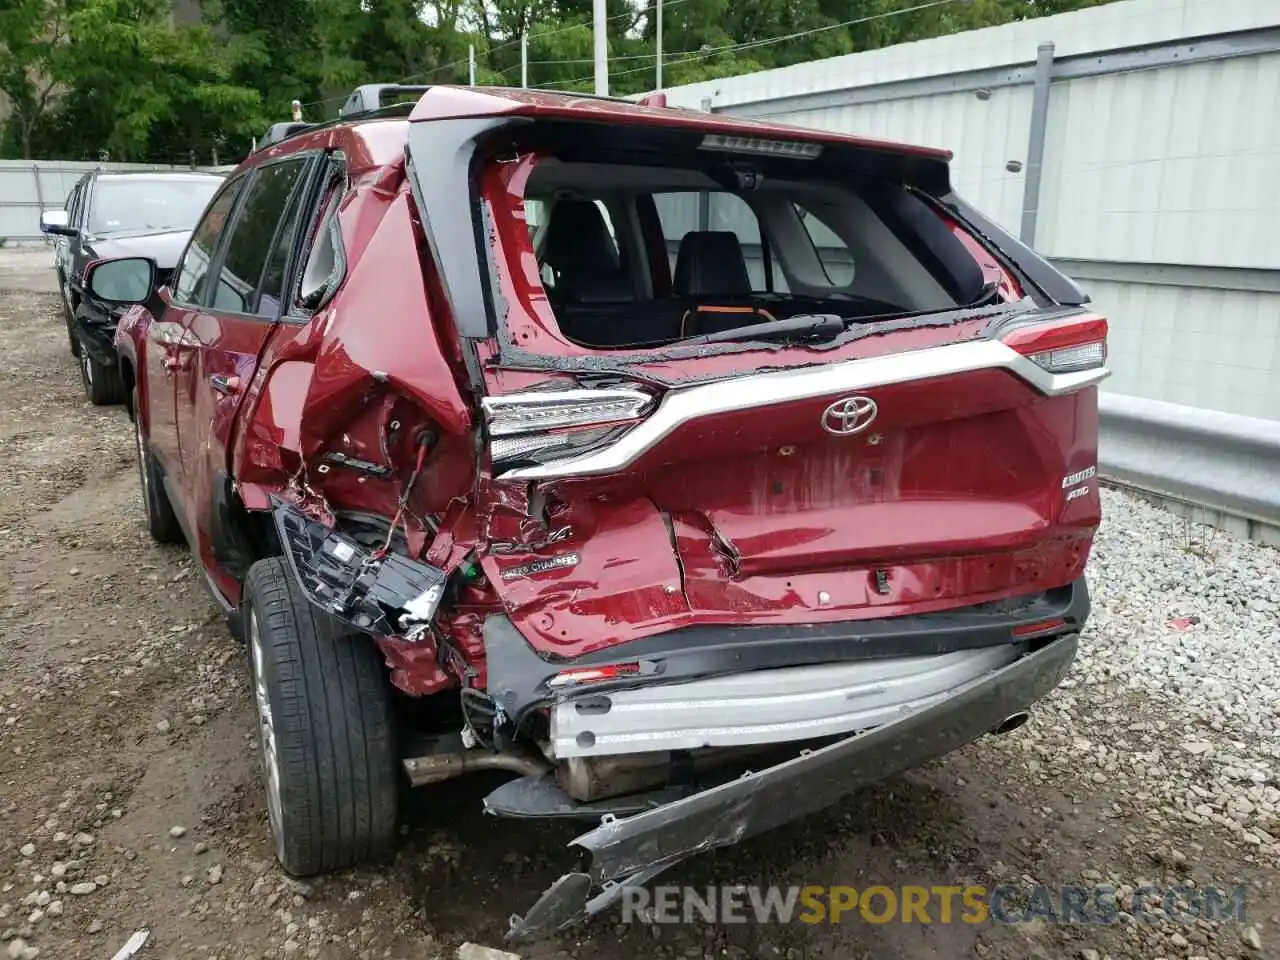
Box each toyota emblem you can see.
[821,396,878,436]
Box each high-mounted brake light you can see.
[699,134,823,160]
[483,387,656,472]
[1002,314,1108,374]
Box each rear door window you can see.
[208,158,310,316]
[171,176,246,305]
[66,182,84,226]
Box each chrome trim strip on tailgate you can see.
[551,645,1020,758]
[498,339,1109,480]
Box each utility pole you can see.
[656,0,663,91]
[521,32,528,89]
[593,0,608,95]
[469,45,476,86]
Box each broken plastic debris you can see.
[1168,617,1194,631]
[109,930,150,960]
[456,944,522,960]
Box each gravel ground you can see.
[0,267,1276,960]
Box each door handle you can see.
[209,374,241,396]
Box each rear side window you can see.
[295,155,349,314]
[795,203,855,286]
[210,158,310,316]
[172,177,246,305]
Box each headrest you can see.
[673,231,752,297]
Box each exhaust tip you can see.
[991,712,1030,736]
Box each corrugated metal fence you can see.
[0,159,226,244]
[660,0,1280,541]
[1,0,1277,537]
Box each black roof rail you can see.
[253,82,661,156]
[259,121,314,149]
[339,84,434,118]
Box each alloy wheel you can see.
[249,610,286,861]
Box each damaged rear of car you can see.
[393,93,1105,935]
[113,85,1107,942]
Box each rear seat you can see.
[544,211,776,346]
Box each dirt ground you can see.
[0,254,1275,960]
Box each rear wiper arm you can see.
[681,313,845,346]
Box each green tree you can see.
[0,0,73,158]
[3,0,1126,162]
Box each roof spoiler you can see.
[339,84,434,118]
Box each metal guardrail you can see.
[1098,393,1280,547]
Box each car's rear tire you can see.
[244,557,399,877]
[79,341,124,406]
[131,387,183,544]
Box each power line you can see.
[397,0,695,86]
[541,0,967,91]
[296,0,962,114]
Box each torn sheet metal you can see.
[272,496,447,637]
[504,633,1079,941]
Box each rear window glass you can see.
[89,177,221,235]
[652,193,788,293]
[514,147,986,351]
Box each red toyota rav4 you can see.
[94,84,1107,937]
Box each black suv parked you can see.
[41,170,224,404]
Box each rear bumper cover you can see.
[550,642,1023,758]
[485,578,1089,723]
[503,630,1079,941]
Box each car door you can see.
[173,154,315,595]
[55,179,84,300]
[145,175,248,484]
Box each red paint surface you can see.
[407,86,952,160]
[113,100,1103,696]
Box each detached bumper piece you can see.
[271,498,446,637]
[503,632,1078,942]
[72,307,121,366]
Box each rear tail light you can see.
[1029,341,1106,373]
[1001,313,1108,374]
[547,660,661,689]
[482,387,655,471]
[547,662,643,689]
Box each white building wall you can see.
[660,0,1280,421]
